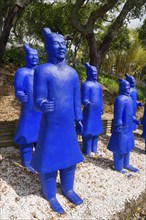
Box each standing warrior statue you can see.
[31,28,84,214]
[14,44,41,173]
[107,79,140,173]
[141,104,146,153]
[82,62,103,155]
[125,73,143,130]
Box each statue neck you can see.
[26,63,37,69]
[47,57,66,70]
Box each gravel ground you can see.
[0,129,145,220]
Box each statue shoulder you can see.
[35,63,54,75]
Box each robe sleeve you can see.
[73,73,82,121]
[14,69,26,101]
[81,82,90,106]
[33,65,48,112]
[114,97,124,127]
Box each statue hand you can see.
[84,100,91,107]
[76,120,83,135]
[133,116,141,125]
[19,93,28,103]
[41,99,55,113]
[137,102,143,107]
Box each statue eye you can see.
[53,41,59,46]
[61,41,66,46]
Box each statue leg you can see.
[82,135,92,155]
[39,172,65,214]
[123,152,138,172]
[91,135,98,153]
[60,165,83,205]
[19,144,35,173]
[113,153,126,174]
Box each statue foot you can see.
[117,169,126,174]
[63,190,83,205]
[124,165,138,172]
[23,163,35,174]
[49,198,65,214]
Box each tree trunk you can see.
[0,0,33,63]
[86,33,102,70]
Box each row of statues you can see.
[13,28,146,214]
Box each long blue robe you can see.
[14,68,41,144]
[31,63,84,173]
[82,80,103,136]
[141,106,146,139]
[130,88,138,130]
[108,95,134,154]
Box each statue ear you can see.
[42,28,52,38]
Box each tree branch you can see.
[85,0,119,31]
[70,0,87,35]
[98,0,146,57]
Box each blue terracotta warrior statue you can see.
[125,73,143,130]
[14,44,41,173]
[31,28,84,214]
[107,79,140,173]
[82,62,103,155]
[141,104,146,153]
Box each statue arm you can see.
[114,98,124,132]
[33,66,48,112]
[100,86,104,114]
[74,74,82,121]
[14,69,27,102]
[81,83,90,107]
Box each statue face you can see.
[48,35,66,61]
[121,81,130,96]
[26,50,39,66]
[88,66,97,81]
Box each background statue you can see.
[14,44,41,173]
[31,28,84,214]
[81,62,103,155]
[107,79,140,173]
[125,73,143,130]
[141,104,146,153]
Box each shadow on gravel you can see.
[0,150,62,198]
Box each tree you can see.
[70,0,146,70]
[138,18,146,48]
[0,0,34,62]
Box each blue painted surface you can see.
[81,62,103,155]
[108,79,139,173]
[141,106,146,139]
[31,28,83,213]
[125,73,142,130]
[14,44,41,172]
[14,44,41,144]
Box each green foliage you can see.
[75,66,86,81]
[138,18,146,48]
[99,75,119,94]
[2,44,46,67]
[3,47,25,67]
[136,83,146,101]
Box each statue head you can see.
[125,73,136,88]
[118,79,130,96]
[85,62,98,81]
[42,28,66,62]
[24,44,39,69]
